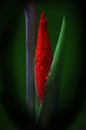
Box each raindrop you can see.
[39,46,41,49]
[37,56,41,62]
[40,66,43,70]
[44,74,48,80]
[40,99,43,104]
[52,76,54,80]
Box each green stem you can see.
[24,1,37,118]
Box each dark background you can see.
[0,0,86,130]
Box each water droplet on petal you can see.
[37,56,41,62]
[40,99,43,104]
[39,46,41,49]
[40,66,43,70]
[44,74,48,80]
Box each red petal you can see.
[34,11,53,103]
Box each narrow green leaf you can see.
[37,16,66,127]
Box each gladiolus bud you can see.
[34,11,53,103]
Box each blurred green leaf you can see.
[37,16,66,127]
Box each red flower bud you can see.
[34,11,53,103]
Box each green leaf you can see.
[37,16,66,127]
